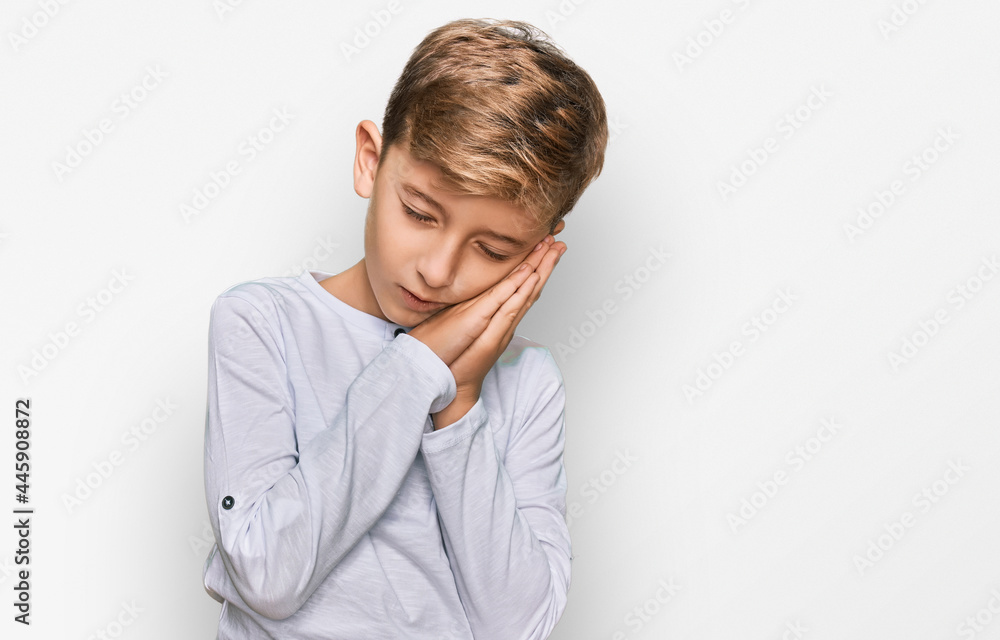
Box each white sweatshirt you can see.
[202,269,572,640]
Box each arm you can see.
[419,348,572,640]
[204,293,455,620]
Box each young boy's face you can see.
[352,122,561,327]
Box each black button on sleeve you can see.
[221,495,234,510]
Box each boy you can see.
[202,18,607,640]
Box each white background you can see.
[2,0,999,638]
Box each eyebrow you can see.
[401,183,532,251]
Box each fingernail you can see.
[534,241,544,251]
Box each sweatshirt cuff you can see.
[393,332,457,414]
[420,396,489,454]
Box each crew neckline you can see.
[299,270,413,341]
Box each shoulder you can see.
[208,275,304,346]
[502,332,560,368]
[210,275,301,322]
[495,334,565,406]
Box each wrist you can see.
[432,395,477,430]
[455,384,482,405]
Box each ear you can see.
[551,219,566,236]
[353,120,383,199]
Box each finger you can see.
[460,241,565,361]
[478,271,541,352]
[498,243,565,345]
[479,242,566,359]
[525,241,564,294]
[468,238,562,320]
[466,261,535,319]
[510,234,556,277]
[495,290,532,354]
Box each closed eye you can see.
[402,205,512,262]
[403,206,434,224]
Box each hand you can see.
[407,235,566,404]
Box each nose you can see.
[415,237,460,291]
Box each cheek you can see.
[368,206,398,252]
[459,266,509,302]
[363,202,380,251]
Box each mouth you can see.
[401,286,445,311]
[407,288,435,303]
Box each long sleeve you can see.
[419,347,571,640]
[203,293,456,621]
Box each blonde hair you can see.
[380,18,608,233]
